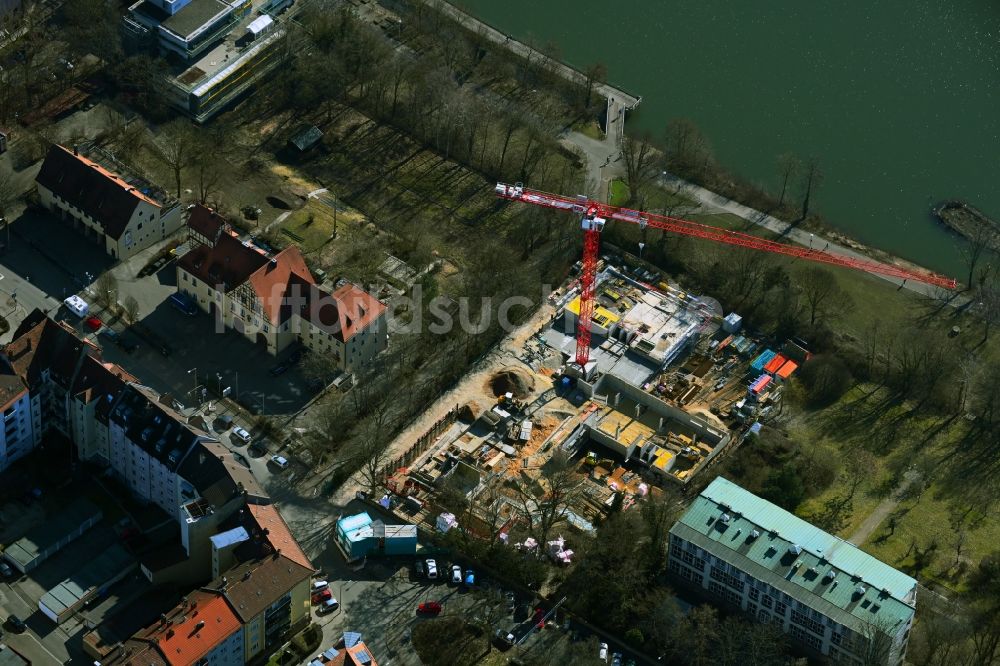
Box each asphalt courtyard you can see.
[4,208,315,417]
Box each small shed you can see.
[289,125,324,152]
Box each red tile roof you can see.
[301,283,385,341]
[35,145,159,240]
[246,504,313,571]
[177,231,270,292]
[146,591,241,666]
[248,245,314,325]
[3,309,99,389]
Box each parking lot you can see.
[1,206,317,418]
[304,556,568,666]
[0,466,146,665]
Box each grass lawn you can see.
[573,119,604,141]
[276,198,365,255]
[609,179,629,206]
[785,385,1000,595]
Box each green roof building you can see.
[669,477,916,666]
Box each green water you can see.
[458,0,1000,278]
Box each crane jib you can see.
[495,182,957,291]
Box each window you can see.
[774,600,788,617]
[791,609,826,636]
[749,587,760,602]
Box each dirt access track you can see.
[331,303,557,504]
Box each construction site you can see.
[375,183,953,566]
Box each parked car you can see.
[417,601,442,615]
[231,426,251,444]
[115,336,140,353]
[415,560,425,577]
[317,598,339,615]
[269,363,288,377]
[464,569,475,586]
[598,643,609,662]
[85,316,102,332]
[450,564,462,584]
[493,629,515,650]
[99,327,119,341]
[5,615,26,633]
[504,591,515,614]
[0,560,13,578]
[312,580,329,593]
[270,455,289,469]
[311,589,332,605]
[611,653,622,666]
[426,559,438,580]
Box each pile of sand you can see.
[489,368,535,399]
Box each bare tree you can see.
[582,62,607,109]
[356,405,393,495]
[620,132,658,205]
[799,267,852,327]
[95,272,119,310]
[856,616,900,666]
[121,295,140,326]
[959,215,996,290]
[776,152,801,208]
[798,158,823,221]
[511,450,582,548]
[976,278,1000,344]
[149,120,194,198]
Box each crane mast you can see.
[495,182,957,369]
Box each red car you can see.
[311,589,333,605]
[417,601,442,615]
[85,317,102,332]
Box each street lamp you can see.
[187,367,197,395]
[216,372,223,395]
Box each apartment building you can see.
[107,385,219,518]
[123,0,291,122]
[2,311,257,538]
[177,205,388,369]
[668,477,916,666]
[0,369,31,471]
[36,145,183,261]
[3,310,101,459]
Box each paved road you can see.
[663,175,959,298]
[560,125,960,300]
[426,0,640,110]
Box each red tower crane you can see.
[495,182,957,369]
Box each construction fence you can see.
[380,405,459,480]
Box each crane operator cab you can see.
[581,214,605,232]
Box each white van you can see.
[64,295,89,318]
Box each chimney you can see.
[194,621,205,633]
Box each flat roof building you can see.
[669,477,916,665]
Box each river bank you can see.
[456,0,1000,279]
